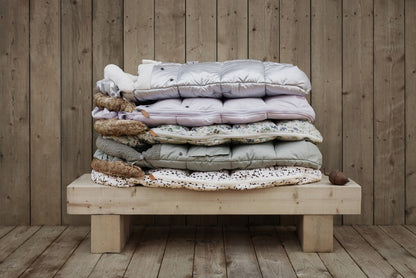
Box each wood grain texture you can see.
[0,226,40,262]
[61,0,92,225]
[20,226,89,278]
[374,0,405,224]
[30,0,61,226]
[186,0,216,62]
[54,233,101,278]
[124,0,154,73]
[405,0,416,224]
[311,0,342,173]
[193,226,226,278]
[248,0,279,61]
[88,227,144,278]
[0,226,66,277]
[154,0,186,225]
[124,0,155,225]
[342,0,374,225]
[334,226,402,277]
[250,226,296,278]
[224,226,262,278]
[124,226,169,278]
[154,0,185,63]
[318,239,367,278]
[0,226,15,239]
[218,0,248,61]
[279,0,311,226]
[278,230,331,277]
[354,225,416,277]
[311,0,342,225]
[158,226,196,278]
[0,0,30,225]
[380,225,416,257]
[186,0,217,225]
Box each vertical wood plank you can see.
[218,0,248,61]
[186,0,217,225]
[279,0,311,226]
[154,0,186,225]
[311,0,342,174]
[186,0,216,62]
[154,0,185,63]
[0,0,30,225]
[311,0,342,225]
[124,0,154,73]
[217,0,248,225]
[248,0,279,61]
[405,0,416,224]
[280,0,310,78]
[124,0,155,225]
[30,0,61,225]
[61,0,92,225]
[342,0,374,225]
[92,0,123,153]
[247,0,279,226]
[374,0,405,224]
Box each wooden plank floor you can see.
[0,225,415,278]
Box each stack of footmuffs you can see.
[91,59,323,190]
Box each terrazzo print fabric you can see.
[91,169,144,187]
[91,167,322,190]
[105,120,323,146]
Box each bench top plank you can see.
[67,174,361,215]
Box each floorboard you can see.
[0,225,414,277]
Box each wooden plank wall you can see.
[0,0,414,225]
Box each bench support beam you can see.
[297,215,333,252]
[91,215,131,253]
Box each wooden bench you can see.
[67,174,361,253]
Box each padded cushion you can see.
[92,95,315,126]
[105,120,323,146]
[95,137,322,170]
[91,166,322,190]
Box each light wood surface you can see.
[0,225,414,277]
[334,226,402,277]
[380,225,416,257]
[342,0,374,225]
[158,226,195,278]
[0,226,66,277]
[277,230,331,277]
[318,239,367,278]
[124,0,154,73]
[250,226,296,278]
[88,227,144,278]
[405,0,416,224]
[123,227,169,278]
[0,226,40,262]
[30,0,61,225]
[20,226,89,278]
[355,225,416,277]
[218,0,248,61]
[224,226,262,278]
[0,0,30,225]
[54,233,101,278]
[297,215,333,252]
[61,0,92,226]
[91,215,131,253]
[373,0,405,225]
[67,174,361,215]
[193,226,226,278]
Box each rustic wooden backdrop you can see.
[1,0,414,226]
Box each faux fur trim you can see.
[93,92,136,112]
[94,118,148,136]
[91,158,145,179]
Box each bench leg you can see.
[91,215,131,253]
[297,215,333,252]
